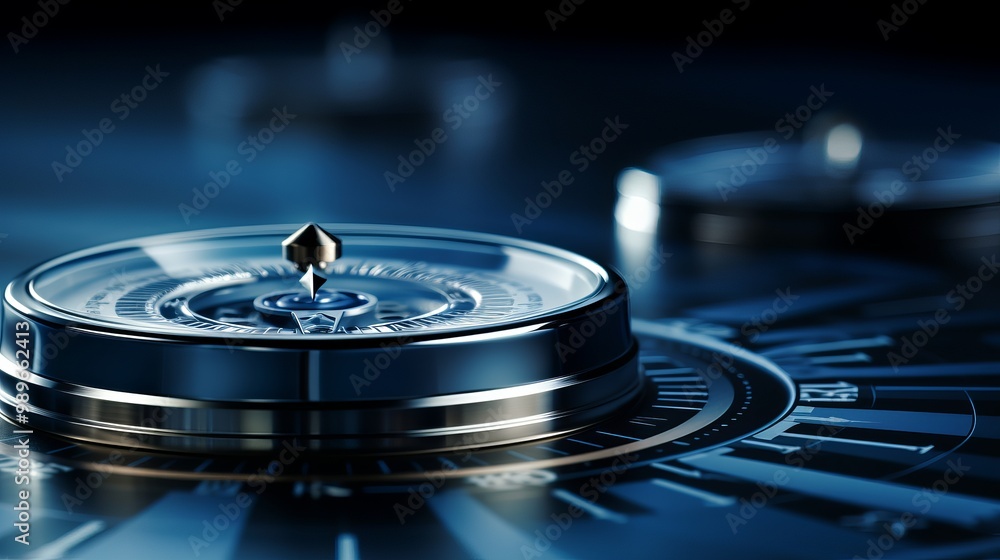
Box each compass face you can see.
[20,224,606,337]
[1,224,1000,559]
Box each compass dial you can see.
[19,224,606,337]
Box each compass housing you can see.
[0,224,639,453]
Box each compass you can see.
[0,223,795,466]
[1,223,647,454]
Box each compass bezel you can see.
[6,223,613,345]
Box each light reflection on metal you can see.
[614,168,661,234]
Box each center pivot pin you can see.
[282,222,342,300]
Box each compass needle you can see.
[298,264,327,301]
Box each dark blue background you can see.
[2,2,998,280]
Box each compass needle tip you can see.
[298,264,327,301]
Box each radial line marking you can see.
[804,362,1000,379]
[786,415,870,425]
[651,478,736,507]
[30,520,106,558]
[807,353,872,365]
[651,462,702,478]
[682,448,1000,529]
[652,376,705,383]
[127,456,153,468]
[566,438,604,449]
[876,385,1000,391]
[46,443,78,454]
[762,336,894,357]
[653,405,700,411]
[536,446,569,456]
[644,367,696,376]
[552,488,627,523]
[507,450,536,462]
[779,433,934,454]
[596,431,641,441]
[741,439,800,454]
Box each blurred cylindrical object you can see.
[620,125,998,261]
